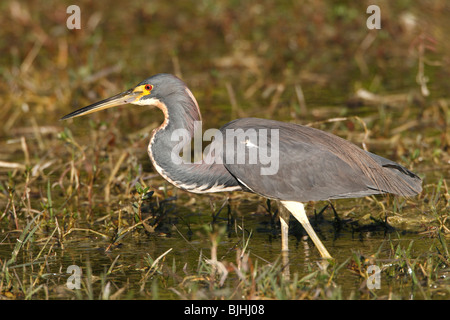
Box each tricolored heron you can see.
[62,73,422,259]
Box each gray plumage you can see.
[62,73,423,259]
[220,118,422,202]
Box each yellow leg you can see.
[278,202,291,278]
[278,203,290,252]
[281,201,332,259]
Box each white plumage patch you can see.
[131,97,160,106]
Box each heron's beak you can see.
[61,86,145,120]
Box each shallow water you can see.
[0,196,446,300]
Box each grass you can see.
[0,0,449,300]
[2,213,448,300]
[0,172,448,300]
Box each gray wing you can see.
[220,118,422,202]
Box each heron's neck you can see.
[147,92,241,193]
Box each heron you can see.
[62,73,422,260]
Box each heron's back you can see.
[221,118,422,202]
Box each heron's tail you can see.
[366,151,422,197]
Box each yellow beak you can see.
[61,85,147,120]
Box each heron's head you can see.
[61,73,190,120]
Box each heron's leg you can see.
[278,203,290,252]
[281,201,332,259]
[277,201,290,278]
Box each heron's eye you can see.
[145,84,153,91]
